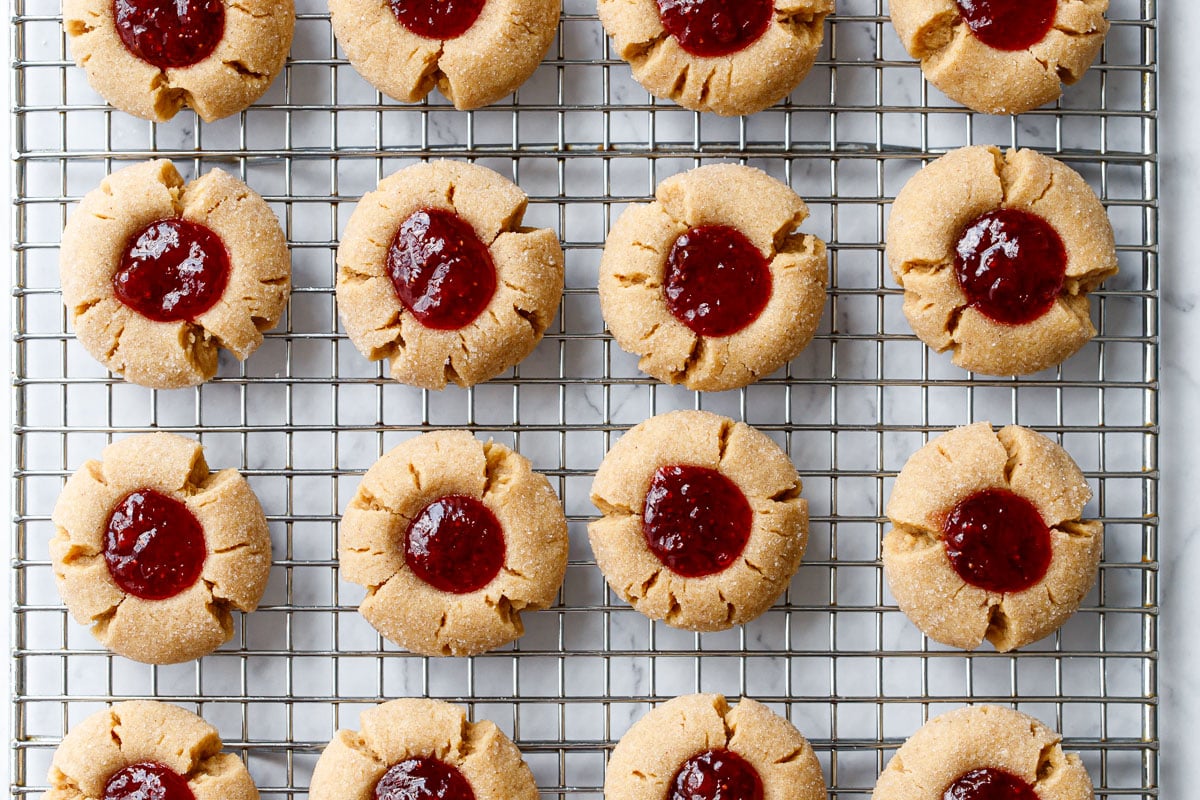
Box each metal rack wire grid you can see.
[9,0,1159,797]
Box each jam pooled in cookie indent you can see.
[665,225,773,338]
[954,0,1057,53]
[943,767,1040,800]
[954,208,1067,327]
[113,0,225,70]
[405,495,506,594]
[670,749,764,800]
[104,489,207,601]
[655,0,774,58]
[643,465,753,578]
[942,488,1053,594]
[387,208,498,331]
[388,0,486,40]
[374,756,476,800]
[114,218,231,323]
[104,761,196,800]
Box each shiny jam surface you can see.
[114,218,230,323]
[103,761,196,800]
[388,0,486,40]
[954,209,1067,326]
[943,488,1053,594]
[670,749,764,800]
[655,0,774,58]
[104,489,207,601]
[112,0,225,69]
[954,0,1057,51]
[405,495,505,594]
[943,768,1040,800]
[387,208,497,331]
[642,465,753,578]
[664,225,773,338]
[373,757,476,800]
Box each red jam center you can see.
[655,0,774,58]
[113,218,230,323]
[405,495,506,594]
[112,0,225,70]
[954,0,1057,52]
[670,749,764,800]
[664,225,773,338]
[104,762,196,800]
[943,768,1039,800]
[642,465,753,579]
[387,208,497,331]
[954,209,1067,326]
[943,488,1053,594]
[374,757,476,800]
[388,0,486,39]
[104,489,207,601]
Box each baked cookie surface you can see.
[605,694,825,800]
[884,422,1102,652]
[50,432,273,664]
[337,160,564,390]
[600,164,827,392]
[589,410,807,631]
[60,159,291,390]
[888,146,1117,376]
[64,0,294,121]
[46,701,258,800]
[598,0,833,116]
[890,0,1109,114]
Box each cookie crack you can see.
[223,60,268,80]
[891,520,942,549]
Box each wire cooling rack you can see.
[9,0,1159,797]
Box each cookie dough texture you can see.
[600,164,827,391]
[64,0,294,121]
[589,411,808,631]
[888,146,1117,376]
[598,0,833,116]
[605,694,826,800]
[873,705,1094,800]
[890,0,1109,115]
[310,699,539,800]
[336,160,564,390]
[339,431,569,656]
[329,0,559,109]
[884,422,1102,652]
[61,160,291,390]
[50,432,273,664]
[46,701,258,800]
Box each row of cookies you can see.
[65,0,1111,120]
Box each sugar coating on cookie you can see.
[310,699,539,800]
[600,164,827,392]
[50,432,272,664]
[884,422,1102,652]
[889,0,1109,115]
[887,146,1117,377]
[339,431,568,656]
[337,160,564,390]
[46,701,259,800]
[64,0,294,122]
[329,0,559,110]
[589,410,808,631]
[872,705,1094,800]
[605,694,826,800]
[598,0,833,116]
[60,160,291,390]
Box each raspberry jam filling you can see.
[114,218,231,323]
[954,0,1057,52]
[664,225,773,338]
[642,465,753,578]
[943,768,1039,800]
[670,749,764,800]
[954,208,1067,326]
[113,0,225,70]
[387,208,497,331]
[105,489,207,601]
[943,488,1053,594]
[388,0,486,40]
[405,495,505,594]
[374,757,476,800]
[655,0,774,58]
[104,761,196,800]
